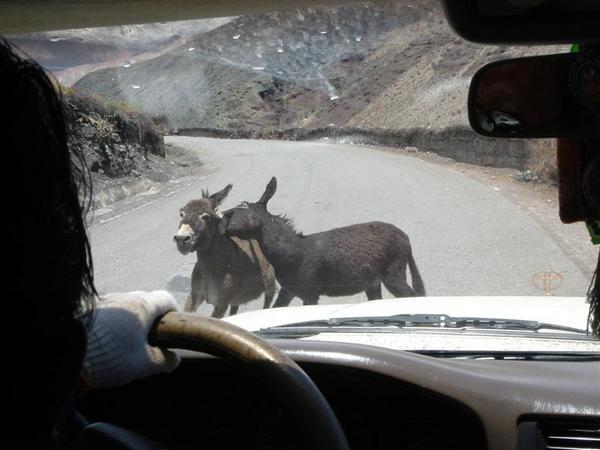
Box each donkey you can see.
[174,184,276,318]
[221,177,425,307]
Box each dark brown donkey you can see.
[174,184,276,318]
[221,177,425,307]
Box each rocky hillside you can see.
[65,92,164,177]
[73,2,564,131]
[68,2,567,181]
[73,2,433,129]
[63,91,178,206]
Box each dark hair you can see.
[1,38,96,327]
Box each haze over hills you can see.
[71,2,428,129]
[70,1,563,133]
[9,18,233,85]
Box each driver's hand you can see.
[82,290,180,389]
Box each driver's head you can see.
[0,38,96,446]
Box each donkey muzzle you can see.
[174,235,192,243]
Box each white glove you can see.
[82,290,180,389]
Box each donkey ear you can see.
[257,177,277,207]
[210,184,233,206]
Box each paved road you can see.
[89,136,591,315]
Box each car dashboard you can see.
[80,339,600,450]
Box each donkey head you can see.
[221,177,277,239]
[174,184,232,254]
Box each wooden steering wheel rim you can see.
[150,312,350,450]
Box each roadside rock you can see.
[64,92,164,179]
[62,92,204,209]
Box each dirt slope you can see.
[73,2,433,129]
[73,2,565,131]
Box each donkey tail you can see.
[408,250,426,296]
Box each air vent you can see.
[540,421,600,450]
[519,418,600,450]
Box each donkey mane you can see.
[273,212,304,238]
[201,189,211,199]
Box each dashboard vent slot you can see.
[539,421,600,450]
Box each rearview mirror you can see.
[468,52,600,138]
[442,0,600,45]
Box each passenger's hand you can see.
[82,290,180,389]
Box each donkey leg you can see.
[263,292,274,309]
[262,284,276,309]
[383,257,416,298]
[184,291,205,313]
[383,274,415,298]
[211,303,228,319]
[302,297,319,306]
[183,294,194,312]
[273,288,295,308]
[186,262,204,313]
[229,304,239,316]
[263,292,275,309]
[365,283,383,300]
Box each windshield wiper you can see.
[257,314,590,337]
[414,350,600,361]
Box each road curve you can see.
[89,136,590,315]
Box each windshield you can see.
[10,0,599,353]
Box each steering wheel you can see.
[149,312,350,450]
